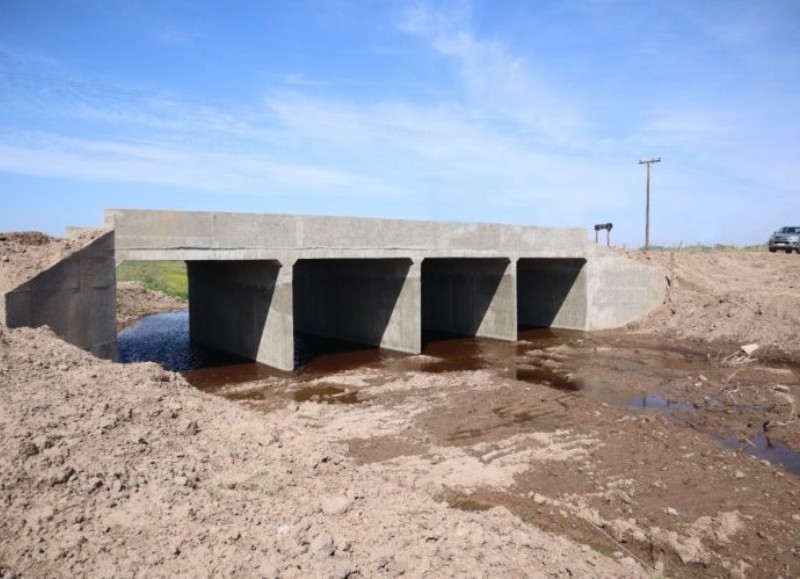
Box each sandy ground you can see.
[2,240,800,577]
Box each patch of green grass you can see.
[117,260,188,299]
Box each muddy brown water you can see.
[119,310,800,475]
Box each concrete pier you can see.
[107,209,666,370]
[294,258,419,354]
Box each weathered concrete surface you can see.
[1,231,118,360]
[518,258,587,330]
[294,259,420,355]
[422,258,516,340]
[106,209,589,262]
[106,209,666,370]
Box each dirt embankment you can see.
[624,250,800,360]
[0,323,640,578]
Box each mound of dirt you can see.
[623,250,800,359]
[0,230,103,293]
[117,282,186,329]
[0,323,642,577]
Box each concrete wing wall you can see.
[583,248,667,330]
[1,231,118,360]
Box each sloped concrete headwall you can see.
[1,231,118,360]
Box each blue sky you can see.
[1,0,798,247]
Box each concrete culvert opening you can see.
[517,258,587,330]
[292,258,415,366]
[187,260,278,361]
[421,258,514,346]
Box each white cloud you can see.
[0,130,396,198]
[398,3,586,144]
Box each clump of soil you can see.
[624,250,800,360]
[117,281,186,329]
[0,230,103,293]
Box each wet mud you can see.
[119,312,800,475]
[119,312,800,576]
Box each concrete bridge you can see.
[1,210,664,368]
[104,209,665,371]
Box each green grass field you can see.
[116,261,188,299]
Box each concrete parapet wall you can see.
[1,231,118,360]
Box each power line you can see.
[638,157,661,249]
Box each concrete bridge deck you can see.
[107,209,665,371]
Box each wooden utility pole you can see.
[639,157,661,249]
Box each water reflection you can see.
[118,310,248,371]
[721,432,800,476]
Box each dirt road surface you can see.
[2,238,800,577]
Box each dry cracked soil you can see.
[2,233,800,578]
